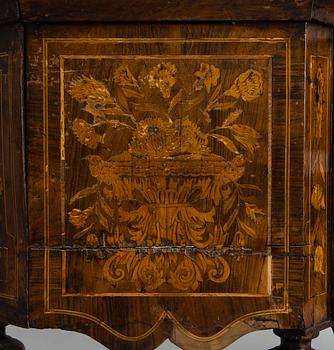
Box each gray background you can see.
[6,326,334,349]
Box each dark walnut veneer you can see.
[0,1,334,349]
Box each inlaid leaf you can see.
[103,187,114,200]
[223,207,239,233]
[222,186,232,200]
[238,195,257,203]
[134,103,165,115]
[103,107,126,116]
[222,109,242,127]
[211,102,237,112]
[196,253,208,272]
[72,224,93,240]
[95,205,110,231]
[238,184,262,192]
[169,253,178,266]
[210,134,239,154]
[122,88,144,99]
[155,254,166,270]
[168,89,184,114]
[200,108,211,124]
[99,194,115,218]
[115,87,129,111]
[70,184,98,205]
[223,191,237,214]
[208,81,223,105]
[185,92,206,106]
[126,252,139,273]
[245,203,265,221]
[237,218,256,238]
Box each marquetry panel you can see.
[27,24,309,349]
[38,35,290,297]
[298,24,333,328]
[61,54,272,295]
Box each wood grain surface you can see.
[23,22,332,350]
[0,24,28,327]
[1,0,334,26]
[0,3,332,348]
[0,0,19,24]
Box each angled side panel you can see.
[304,23,333,327]
[0,24,28,326]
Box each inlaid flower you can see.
[69,75,112,104]
[148,63,177,98]
[193,63,220,93]
[113,65,138,87]
[71,118,102,149]
[230,124,260,155]
[225,69,263,102]
[129,117,178,157]
[129,117,209,158]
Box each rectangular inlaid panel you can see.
[29,24,312,346]
[62,54,271,296]
[37,34,291,298]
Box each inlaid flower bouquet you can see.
[66,61,266,292]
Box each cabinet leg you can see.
[269,329,319,350]
[0,325,25,350]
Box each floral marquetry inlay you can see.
[309,57,329,296]
[66,61,267,293]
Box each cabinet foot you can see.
[0,326,25,350]
[269,329,319,350]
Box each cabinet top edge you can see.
[1,0,334,27]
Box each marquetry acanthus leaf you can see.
[67,62,265,292]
